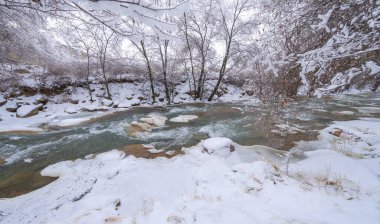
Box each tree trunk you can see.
[86,49,93,102]
[140,41,156,104]
[159,40,171,105]
[184,13,197,100]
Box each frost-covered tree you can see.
[208,0,256,101]
[180,0,218,100]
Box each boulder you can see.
[202,137,234,158]
[130,99,141,106]
[36,97,49,105]
[169,115,198,123]
[140,115,168,127]
[16,104,43,118]
[6,102,19,112]
[126,94,134,100]
[101,98,114,107]
[137,96,147,101]
[179,94,188,100]
[70,99,79,105]
[112,101,119,108]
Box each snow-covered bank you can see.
[0,82,254,133]
[1,119,379,224]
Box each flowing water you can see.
[1,92,380,198]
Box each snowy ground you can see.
[0,82,252,133]
[0,118,379,223]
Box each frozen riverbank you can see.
[0,82,256,133]
[1,118,379,224]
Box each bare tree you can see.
[89,24,117,100]
[180,0,218,100]
[208,0,254,101]
[131,39,157,104]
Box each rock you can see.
[6,102,19,112]
[329,128,343,137]
[169,115,198,123]
[158,97,165,102]
[128,121,153,137]
[140,115,168,127]
[246,90,254,96]
[64,108,77,114]
[126,94,134,100]
[24,158,33,163]
[70,99,79,105]
[0,96,7,107]
[179,94,188,100]
[172,99,182,104]
[131,121,152,131]
[101,98,114,107]
[16,104,43,118]
[202,137,234,158]
[130,99,141,106]
[81,105,109,112]
[117,102,129,108]
[36,97,48,105]
[137,96,147,101]
[97,106,109,111]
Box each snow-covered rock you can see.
[0,95,6,106]
[5,102,19,112]
[169,115,198,123]
[64,108,77,114]
[202,137,234,157]
[24,158,33,163]
[131,121,152,131]
[140,114,168,127]
[130,98,141,106]
[16,104,42,118]
[101,98,113,107]
[271,124,305,136]
[118,99,141,108]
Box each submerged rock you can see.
[169,115,198,123]
[128,114,168,137]
[140,114,167,127]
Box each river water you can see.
[1,92,380,197]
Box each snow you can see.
[1,118,379,223]
[169,115,198,123]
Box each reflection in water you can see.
[0,92,380,197]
